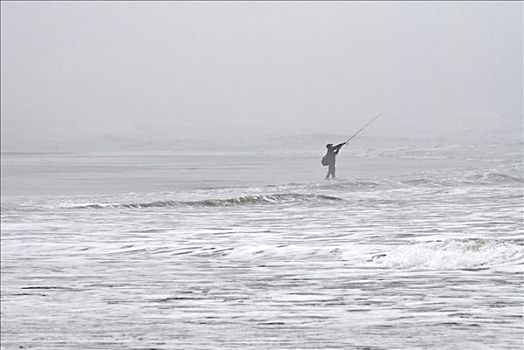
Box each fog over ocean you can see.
[1,1,523,349]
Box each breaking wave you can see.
[221,239,524,271]
[70,193,344,209]
[363,239,524,270]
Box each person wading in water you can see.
[321,113,384,180]
[322,142,346,180]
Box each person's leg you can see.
[327,164,335,179]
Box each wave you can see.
[11,169,520,212]
[70,193,344,209]
[464,172,523,184]
[222,239,524,271]
[309,171,523,190]
[364,239,524,270]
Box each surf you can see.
[67,192,344,209]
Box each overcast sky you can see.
[1,1,522,148]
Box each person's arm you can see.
[333,142,345,154]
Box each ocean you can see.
[1,139,523,349]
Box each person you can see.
[322,142,346,179]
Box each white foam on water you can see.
[222,239,524,271]
[362,239,524,270]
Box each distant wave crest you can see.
[71,193,343,209]
[314,171,523,190]
[467,172,523,184]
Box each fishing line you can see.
[343,112,384,146]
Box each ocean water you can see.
[1,141,523,349]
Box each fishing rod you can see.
[342,112,383,146]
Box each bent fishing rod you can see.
[342,112,383,146]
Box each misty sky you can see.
[1,1,522,148]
